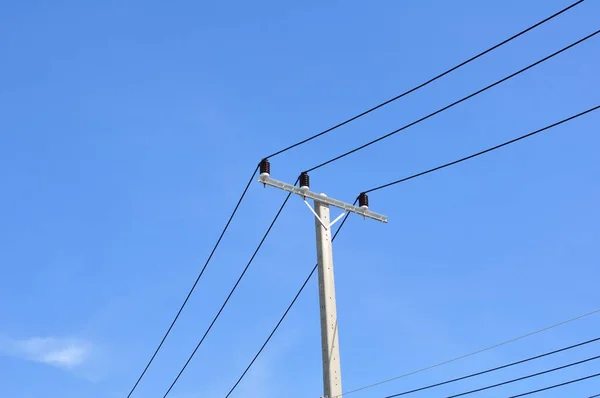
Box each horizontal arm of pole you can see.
[258,174,388,223]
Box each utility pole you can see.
[314,198,342,397]
[257,160,387,398]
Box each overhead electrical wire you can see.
[125,2,588,396]
[305,29,600,173]
[446,354,600,397]
[363,104,600,194]
[265,0,584,159]
[221,103,600,398]
[218,32,600,398]
[161,189,293,397]
[337,105,600,398]
[509,372,600,397]
[334,307,600,397]
[383,336,600,397]
[125,165,259,398]
[227,105,600,397]
[222,6,596,398]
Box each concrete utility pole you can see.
[314,199,342,397]
[257,160,387,398]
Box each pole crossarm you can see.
[258,174,388,223]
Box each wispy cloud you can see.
[1,336,92,369]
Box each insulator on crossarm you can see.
[358,192,369,209]
[259,159,270,187]
[259,158,271,177]
[299,172,310,190]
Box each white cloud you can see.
[1,336,92,369]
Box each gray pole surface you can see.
[314,199,343,398]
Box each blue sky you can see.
[1,1,599,397]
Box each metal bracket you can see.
[258,174,388,223]
[304,199,328,229]
[329,211,346,228]
[303,199,347,230]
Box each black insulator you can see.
[299,172,310,188]
[358,192,369,208]
[259,158,271,175]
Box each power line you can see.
[161,190,293,397]
[587,394,600,398]
[222,106,600,398]
[125,165,259,398]
[335,307,600,397]
[384,336,600,397]
[509,372,600,397]
[225,21,596,396]
[218,9,590,393]
[264,0,584,159]
[331,106,600,398]
[221,4,593,396]
[447,354,600,397]
[224,207,355,397]
[125,3,585,394]
[306,29,600,173]
[363,104,600,194]
[344,106,600,398]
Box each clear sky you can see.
[1,1,599,397]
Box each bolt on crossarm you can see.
[257,159,387,398]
